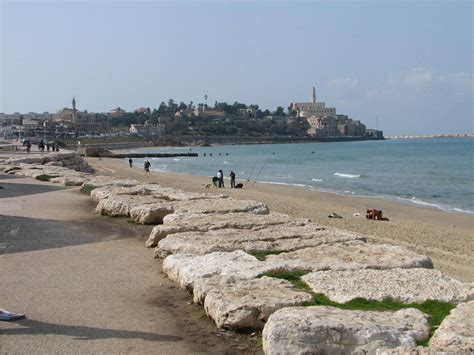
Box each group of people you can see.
[22,139,59,153]
[215,170,236,188]
[127,158,151,172]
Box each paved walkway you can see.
[0,176,258,354]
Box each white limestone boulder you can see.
[302,269,474,304]
[162,250,287,303]
[429,300,474,352]
[266,242,433,271]
[129,203,174,224]
[263,307,430,355]
[95,194,162,217]
[155,224,364,257]
[50,174,90,186]
[203,276,312,329]
[146,212,310,247]
[172,198,270,216]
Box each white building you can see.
[291,87,336,118]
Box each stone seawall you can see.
[1,158,472,355]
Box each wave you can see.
[397,196,474,215]
[334,172,361,178]
[173,158,181,162]
[257,180,310,188]
[312,178,323,182]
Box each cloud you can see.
[403,66,432,90]
[327,77,359,90]
[437,72,472,95]
[365,89,379,98]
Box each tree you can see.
[178,102,188,111]
[274,106,286,117]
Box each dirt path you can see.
[0,176,260,354]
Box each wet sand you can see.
[89,157,474,283]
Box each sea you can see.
[130,138,474,215]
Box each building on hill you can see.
[109,107,126,118]
[291,87,336,118]
[54,97,109,134]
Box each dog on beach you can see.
[234,183,243,189]
[211,176,219,188]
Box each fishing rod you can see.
[246,159,259,185]
[252,152,272,186]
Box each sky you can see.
[1,0,472,135]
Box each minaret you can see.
[72,97,77,123]
[312,86,317,104]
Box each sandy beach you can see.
[88,157,474,283]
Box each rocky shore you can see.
[1,151,473,354]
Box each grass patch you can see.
[260,269,311,292]
[248,250,288,261]
[35,174,59,181]
[260,270,455,346]
[5,166,21,173]
[80,184,98,194]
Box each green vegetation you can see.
[80,184,98,194]
[108,99,308,137]
[260,269,455,346]
[35,174,59,181]
[5,166,21,173]
[248,250,288,261]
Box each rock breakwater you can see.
[1,155,472,354]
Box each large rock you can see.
[172,198,270,216]
[162,251,287,303]
[129,203,174,224]
[95,194,161,217]
[429,300,474,352]
[266,242,433,271]
[146,212,310,247]
[203,276,312,329]
[50,174,90,186]
[155,224,364,257]
[90,183,226,203]
[302,269,474,304]
[262,307,430,355]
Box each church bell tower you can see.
[312,86,317,104]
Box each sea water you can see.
[132,138,474,215]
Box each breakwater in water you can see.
[102,152,198,159]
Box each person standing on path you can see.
[129,158,133,168]
[230,171,236,188]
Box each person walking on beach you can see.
[230,171,236,188]
[144,159,151,172]
[129,158,133,168]
[217,170,224,188]
[26,140,31,153]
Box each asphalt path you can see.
[0,176,259,354]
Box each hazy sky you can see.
[1,0,472,135]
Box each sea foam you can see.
[334,172,361,178]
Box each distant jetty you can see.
[386,134,473,140]
[101,152,198,159]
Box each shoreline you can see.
[88,157,474,282]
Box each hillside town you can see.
[0,87,383,143]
